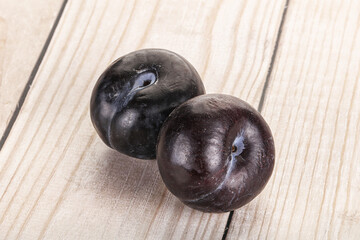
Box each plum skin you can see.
[90,49,205,159]
[156,94,275,212]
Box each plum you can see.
[90,49,205,159]
[156,94,275,212]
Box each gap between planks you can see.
[0,0,69,151]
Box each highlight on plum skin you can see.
[156,94,275,213]
[90,49,205,160]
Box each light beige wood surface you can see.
[0,0,287,239]
[0,0,63,138]
[228,0,360,239]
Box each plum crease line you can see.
[185,157,236,204]
[221,0,290,239]
[105,80,142,147]
[105,69,158,147]
[0,0,69,151]
[186,130,246,203]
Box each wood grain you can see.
[228,0,360,239]
[0,0,63,139]
[0,0,288,239]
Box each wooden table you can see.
[1,0,359,239]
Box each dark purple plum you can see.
[90,49,205,159]
[156,94,275,212]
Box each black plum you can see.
[157,94,275,212]
[90,49,205,159]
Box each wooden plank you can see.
[228,0,360,239]
[0,0,287,239]
[0,0,64,139]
